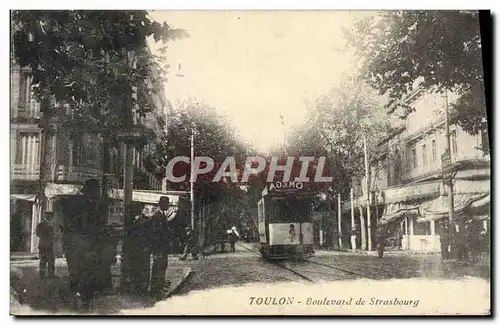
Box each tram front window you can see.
[267,196,311,223]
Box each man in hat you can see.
[75,178,105,306]
[36,212,55,278]
[147,197,177,300]
[80,179,104,231]
[375,224,389,258]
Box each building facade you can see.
[351,87,491,253]
[10,51,169,255]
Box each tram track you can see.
[236,243,375,283]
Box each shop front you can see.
[379,170,490,253]
[379,180,441,253]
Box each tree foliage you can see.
[288,76,392,198]
[145,99,251,231]
[12,10,188,139]
[345,11,487,141]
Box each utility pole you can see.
[350,187,356,250]
[443,88,455,257]
[363,134,372,251]
[280,114,285,159]
[190,125,195,231]
[120,50,137,289]
[337,193,342,250]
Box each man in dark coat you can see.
[36,212,55,278]
[375,224,389,258]
[454,223,468,262]
[73,178,104,309]
[439,222,451,260]
[129,204,152,296]
[148,209,171,300]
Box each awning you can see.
[10,194,37,202]
[379,202,419,225]
[45,183,82,199]
[417,193,489,223]
[107,189,188,206]
[469,194,490,217]
[452,179,491,195]
[44,183,189,207]
[382,180,441,204]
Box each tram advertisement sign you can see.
[269,181,304,192]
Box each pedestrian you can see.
[375,225,388,258]
[454,223,468,263]
[467,223,480,264]
[129,203,152,296]
[397,228,403,250]
[36,212,55,278]
[148,208,171,300]
[479,227,487,261]
[439,222,451,260]
[228,226,240,253]
[180,226,199,260]
[71,178,104,310]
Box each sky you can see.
[148,11,369,153]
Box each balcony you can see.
[401,150,490,183]
[11,164,40,181]
[57,165,102,183]
[401,159,442,182]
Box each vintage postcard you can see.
[9,10,491,316]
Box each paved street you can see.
[173,243,490,295]
[11,242,490,314]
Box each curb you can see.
[164,267,192,299]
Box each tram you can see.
[258,181,315,260]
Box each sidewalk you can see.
[10,258,192,315]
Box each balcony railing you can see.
[16,101,40,119]
[11,164,40,181]
[401,151,490,182]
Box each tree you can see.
[146,99,252,243]
[345,11,488,151]
[289,76,391,250]
[12,10,188,220]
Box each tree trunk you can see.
[358,205,367,251]
[328,197,337,249]
[35,98,54,254]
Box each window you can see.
[422,144,427,167]
[71,138,83,166]
[409,145,418,169]
[15,132,39,166]
[431,140,437,162]
[451,130,458,155]
[18,73,31,106]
